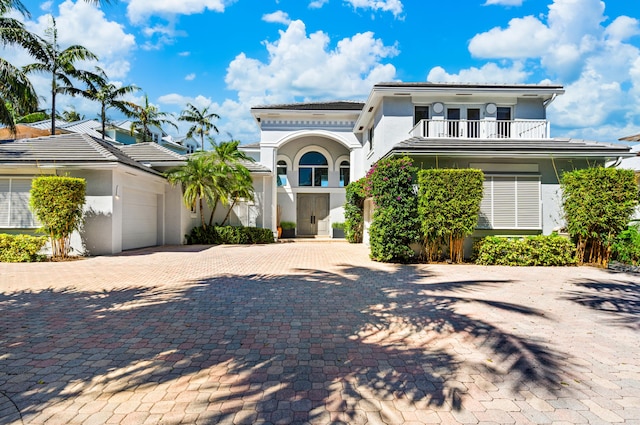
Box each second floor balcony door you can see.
[447,108,460,137]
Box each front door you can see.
[297,194,329,236]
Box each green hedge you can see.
[344,178,366,243]
[366,157,421,263]
[561,167,638,266]
[0,234,47,262]
[186,226,274,245]
[474,235,577,266]
[418,169,484,263]
[612,224,640,266]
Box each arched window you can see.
[339,160,350,187]
[299,152,328,187]
[277,160,287,186]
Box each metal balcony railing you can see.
[410,119,550,139]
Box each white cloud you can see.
[178,51,191,57]
[127,0,236,24]
[427,62,530,83]
[222,19,398,141]
[345,0,403,18]
[605,16,640,42]
[185,73,196,81]
[483,0,524,5]
[429,0,640,141]
[262,11,291,25]
[309,0,329,9]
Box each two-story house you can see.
[248,82,632,242]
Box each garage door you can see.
[122,188,158,250]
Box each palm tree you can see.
[129,94,177,143]
[23,16,101,135]
[166,152,220,229]
[0,0,39,132]
[80,74,139,139]
[207,140,254,226]
[178,103,220,152]
[59,107,84,122]
[220,166,255,226]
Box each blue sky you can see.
[4,0,640,144]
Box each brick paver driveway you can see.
[1,242,639,424]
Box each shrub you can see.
[418,169,484,263]
[366,157,421,263]
[186,226,274,245]
[344,178,366,243]
[612,224,640,266]
[29,176,86,259]
[332,222,345,230]
[0,234,47,262]
[561,167,638,266]
[280,221,296,230]
[474,235,577,266]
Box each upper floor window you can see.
[414,106,429,125]
[277,160,287,187]
[497,107,512,138]
[339,161,350,187]
[299,152,328,187]
[368,126,374,150]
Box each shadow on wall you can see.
[0,265,570,424]
[79,208,113,256]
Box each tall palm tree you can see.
[166,152,221,229]
[207,140,254,226]
[80,73,139,139]
[178,102,220,152]
[0,0,39,132]
[23,16,101,135]
[220,166,255,226]
[129,94,177,143]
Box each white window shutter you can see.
[0,180,10,227]
[478,178,493,229]
[493,176,516,228]
[516,177,540,228]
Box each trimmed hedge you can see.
[186,226,274,245]
[561,167,638,266]
[612,224,640,266]
[344,178,366,243]
[0,234,47,262]
[418,169,484,263]
[474,235,577,266]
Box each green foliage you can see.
[0,234,47,262]
[612,224,640,266]
[344,178,366,243]
[332,222,345,230]
[561,167,638,266]
[366,157,421,263]
[280,221,296,230]
[29,176,86,259]
[474,235,577,266]
[418,169,484,263]
[186,226,274,245]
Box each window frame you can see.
[0,177,39,229]
[298,151,329,188]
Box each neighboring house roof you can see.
[118,143,186,167]
[0,125,52,140]
[619,133,640,142]
[251,101,365,111]
[373,82,565,90]
[58,119,113,141]
[0,133,163,176]
[388,137,633,158]
[27,119,69,130]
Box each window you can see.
[277,160,287,187]
[478,176,540,229]
[339,160,350,187]
[0,178,38,228]
[299,152,329,187]
[497,107,512,137]
[368,126,374,150]
[467,108,480,138]
[447,108,460,137]
[414,106,429,126]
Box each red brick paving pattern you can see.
[1,242,639,424]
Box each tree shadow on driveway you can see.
[564,278,640,330]
[1,264,569,424]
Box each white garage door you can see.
[122,188,158,250]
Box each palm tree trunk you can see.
[208,197,219,227]
[199,197,206,228]
[221,198,238,226]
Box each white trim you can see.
[334,155,350,170]
[293,146,335,172]
[264,129,359,150]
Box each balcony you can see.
[410,119,550,139]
